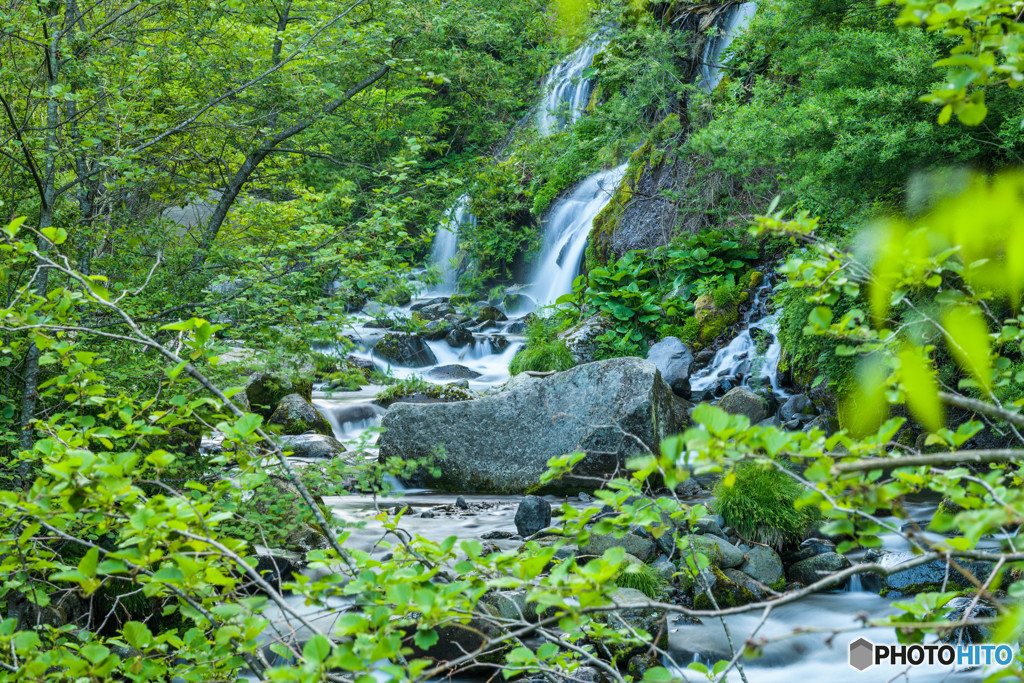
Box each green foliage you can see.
[509,316,577,375]
[713,462,820,550]
[615,562,667,599]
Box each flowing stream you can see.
[264,15,995,681]
[699,2,758,92]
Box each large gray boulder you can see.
[378,357,686,493]
[740,545,785,588]
[646,337,694,398]
[717,387,768,423]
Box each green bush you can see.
[509,316,576,375]
[615,562,667,599]
[713,462,820,550]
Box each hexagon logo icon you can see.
[849,637,874,671]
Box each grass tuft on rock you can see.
[615,562,667,599]
[714,462,819,551]
[509,316,576,376]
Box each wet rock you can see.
[504,319,527,335]
[346,355,376,372]
[740,546,784,588]
[373,333,438,367]
[688,534,745,569]
[804,415,833,434]
[595,588,668,659]
[328,403,383,425]
[717,387,768,423]
[558,314,615,364]
[694,516,725,539]
[417,301,456,320]
[646,337,694,399]
[279,434,348,459]
[786,537,836,564]
[455,495,469,510]
[722,568,767,600]
[445,328,474,348]
[419,320,452,341]
[245,371,313,419]
[410,296,448,312]
[940,597,997,644]
[514,495,551,536]
[583,532,656,562]
[878,551,994,595]
[481,530,515,540]
[409,605,506,664]
[428,364,482,380]
[694,348,716,368]
[650,557,676,583]
[269,393,332,436]
[627,652,660,679]
[787,552,851,588]
[476,306,507,323]
[240,555,302,596]
[693,566,758,609]
[779,394,814,422]
[488,335,510,352]
[495,590,541,622]
[379,357,684,493]
[755,415,782,429]
[502,293,532,312]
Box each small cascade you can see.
[688,278,787,399]
[428,194,475,295]
[527,164,627,308]
[699,2,757,92]
[537,39,605,136]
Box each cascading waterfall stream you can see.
[527,164,627,308]
[427,194,474,295]
[699,2,758,92]
[537,39,605,136]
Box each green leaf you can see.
[898,346,944,432]
[302,634,332,664]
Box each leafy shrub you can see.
[713,462,820,550]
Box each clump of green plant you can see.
[509,316,576,375]
[376,377,473,407]
[378,281,413,306]
[615,562,667,599]
[592,330,647,361]
[713,462,820,550]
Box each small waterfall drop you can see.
[428,194,474,294]
[537,39,605,136]
[699,2,757,92]
[528,164,627,308]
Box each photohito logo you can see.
[848,639,1014,671]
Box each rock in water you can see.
[279,434,348,459]
[514,495,551,536]
[717,387,768,423]
[269,394,333,436]
[373,333,437,367]
[646,336,694,398]
[378,357,687,493]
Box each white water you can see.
[427,195,475,295]
[699,2,757,92]
[528,164,627,308]
[537,39,605,136]
[689,279,786,396]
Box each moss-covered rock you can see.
[693,566,759,609]
[269,394,333,436]
[245,371,314,419]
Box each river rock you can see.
[417,301,456,320]
[445,328,474,347]
[428,364,481,380]
[646,336,694,398]
[269,394,332,436]
[595,588,668,658]
[279,433,347,459]
[419,320,452,341]
[514,495,551,536]
[476,305,507,323]
[557,314,614,364]
[378,357,686,493]
[693,566,758,609]
[688,534,745,568]
[740,545,784,588]
[495,590,541,622]
[245,371,313,419]
[410,296,448,312]
[787,552,851,588]
[373,333,437,367]
[722,568,767,600]
[582,532,656,562]
[326,403,383,425]
[717,387,768,423]
[779,393,814,422]
[878,551,994,595]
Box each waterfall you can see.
[428,194,474,295]
[528,164,627,308]
[537,39,605,136]
[699,2,757,92]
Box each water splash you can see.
[527,164,627,308]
